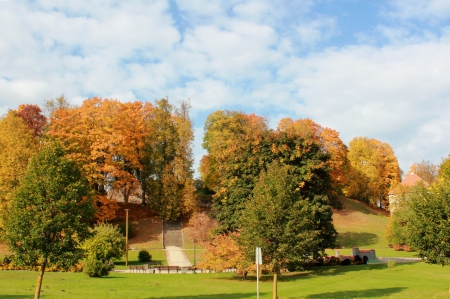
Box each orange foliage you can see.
[187,212,218,245]
[198,232,251,273]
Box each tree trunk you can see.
[35,258,47,299]
[141,182,146,205]
[273,272,278,299]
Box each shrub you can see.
[353,255,364,265]
[83,258,114,277]
[341,258,351,266]
[287,260,305,271]
[82,223,126,277]
[387,259,396,270]
[138,250,152,263]
[3,255,13,265]
[118,222,134,238]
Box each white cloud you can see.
[277,40,450,171]
[1,0,450,175]
[386,0,450,22]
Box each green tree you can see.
[1,142,94,299]
[405,182,450,265]
[82,223,125,277]
[239,162,336,299]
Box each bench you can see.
[129,265,147,273]
[147,261,163,267]
[157,266,180,273]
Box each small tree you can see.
[1,142,94,299]
[198,232,252,277]
[239,162,336,299]
[82,222,125,277]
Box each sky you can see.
[1,0,450,176]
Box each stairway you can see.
[163,219,183,248]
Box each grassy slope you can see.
[329,197,415,258]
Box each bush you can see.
[287,260,305,271]
[387,259,396,270]
[83,258,114,277]
[138,250,152,263]
[341,258,351,266]
[82,223,126,277]
[353,255,364,265]
[118,222,134,238]
[3,255,13,265]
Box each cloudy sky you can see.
[1,0,450,175]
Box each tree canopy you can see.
[1,142,94,299]
[344,137,401,206]
[238,162,336,298]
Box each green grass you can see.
[1,262,450,298]
[329,197,417,258]
[114,249,168,270]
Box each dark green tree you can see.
[405,182,450,266]
[1,142,94,299]
[239,162,337,299]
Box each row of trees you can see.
[197,110,404,298]
[200,111,402,215]
[0,97,196,299]
[0,97,196,221]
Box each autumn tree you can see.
[145,98,196,220]
[277,118,349,194]
[188,212,218,245]
[44,94,72,118]
[198,232,252,276]
[48,98,124,220]
[48,98,154,218]
[1,142,94,299]
[408,160,438,185]
[17,104,47,137]
[0,111,39,206]
[344,137,401,206]
[239,162,336,298]
[202,110,337,232]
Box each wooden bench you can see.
[157,266,180,273]
[129,265,147,273]
[147,261,163,267]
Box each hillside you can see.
[331,196,414,258]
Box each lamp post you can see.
[193,238,197,274]
[125,209,129,266]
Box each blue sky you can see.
[1,0,450,176]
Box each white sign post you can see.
[256,247,262,299]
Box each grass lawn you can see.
[114,249,168,270]
[1,262,449,298]
[329,197,417,258]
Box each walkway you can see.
[165,246,192,267]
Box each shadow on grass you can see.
[303,287,406,298]
[143,292,260,299]
[336,232,378,248]
[0,296,33,299]
[115,260,164,266]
